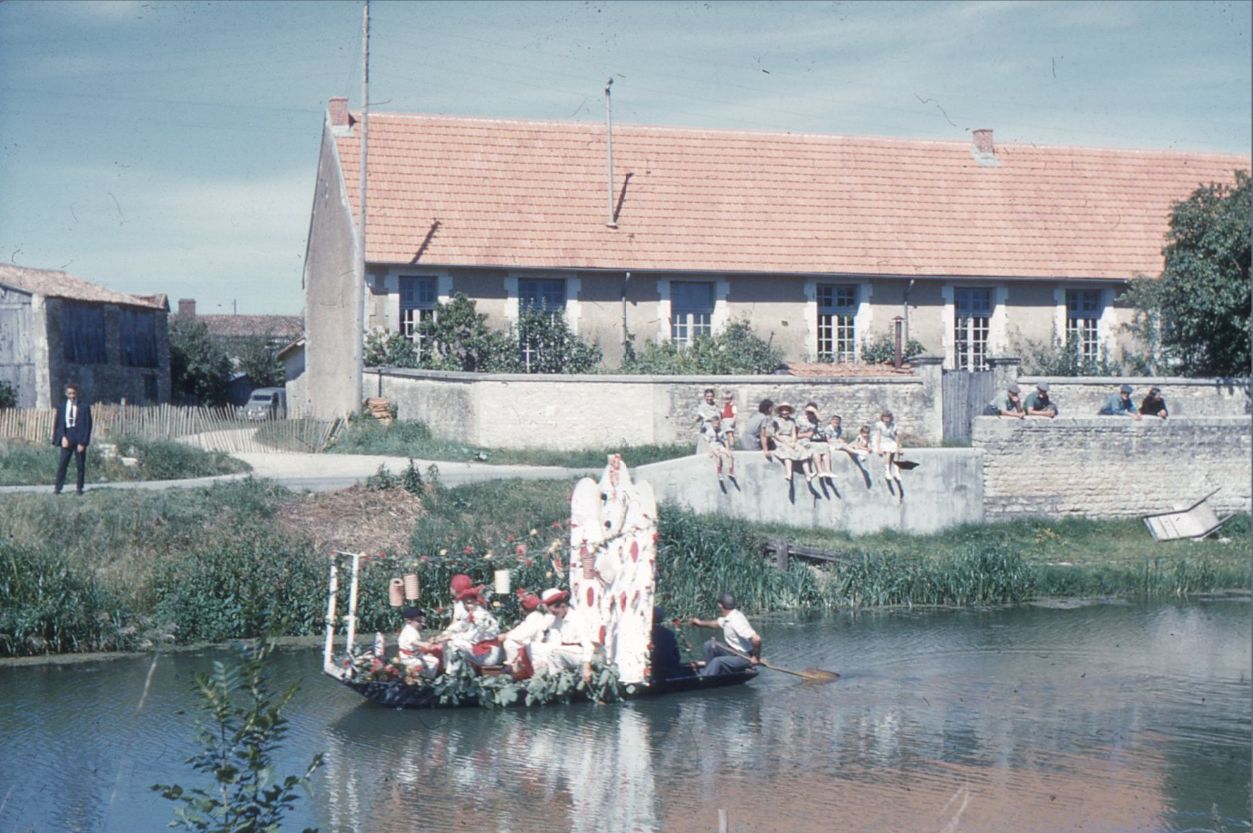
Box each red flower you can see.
[463,545,474,554]
[515,544,527,557]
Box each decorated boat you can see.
[322,456,758,708]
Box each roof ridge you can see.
[352,111,1250,159]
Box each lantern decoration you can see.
[388,578,405,607]
[493,569,511,595]
[403,573,420,600]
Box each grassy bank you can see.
[324,417,693,468]
[1,476,1247,658]
[0,437,249,486]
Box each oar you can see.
[716,641,839,684]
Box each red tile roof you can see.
[195,314,304,339]
[0,264,166,309]
[334,114,1248,280]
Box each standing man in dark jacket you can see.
[52,383,92,494]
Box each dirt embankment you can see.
[275,485,426,556]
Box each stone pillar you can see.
[986,356,1021,396]
[911,354,944,444]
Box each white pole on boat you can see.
[345,551,362,659]
[323,555,341,678]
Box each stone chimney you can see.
[972,128,995,155]
[329,97,350,128]
[177,298,196,318]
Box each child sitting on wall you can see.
[701,415,737,483]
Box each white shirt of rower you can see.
[718,609,758,655]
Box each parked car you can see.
[242,387,287,421]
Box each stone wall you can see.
[1019,376,1249,418]
[973,416,1252,518]
[372,362,944,450]
[638,448,984,535]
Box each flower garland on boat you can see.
[348,652,623,708]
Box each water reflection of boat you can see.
[335,665,759,709]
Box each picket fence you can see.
[0,405,340,454]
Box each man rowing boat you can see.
[689,591,761,676]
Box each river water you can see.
[1,598,1248,833]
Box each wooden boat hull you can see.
[335,666,758,710]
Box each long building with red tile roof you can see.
[300,97,1248,417]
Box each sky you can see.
[0,0,1249,316]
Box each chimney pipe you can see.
[329,97,350,128]
[177,298,196,318]
[972,128,995,155]
[605,79,617,229]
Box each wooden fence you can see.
[0,405,341,454]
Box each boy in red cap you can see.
[531,588,593,681]
[440,587,503,670]
[501,591,552,675]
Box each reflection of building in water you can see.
[320,706,657,833]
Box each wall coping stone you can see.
[1020,375,1249,389]
[373,367,924,386]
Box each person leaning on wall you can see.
[1099,384,1141,420]
[1023,382,1059,418]
[1139,385,1168,419]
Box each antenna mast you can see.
[353,0,370,409]
[605,79,617,229]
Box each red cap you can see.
[541,588,569,606]
[520,593,541,612]
[455,587,484,604]
[450,574,473,593]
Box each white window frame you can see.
[953,286,994,371]
[815,283,859,362]
[398,275,438,358]
[381,268,451,333]
[1055,286,1115,367]
[656,277,729,344]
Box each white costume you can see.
[532,607,594,675]
[502,609,554,665]
[397,622,440,677]
[443,606,503,668]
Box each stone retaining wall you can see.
[638,448,984,535]
[973,416,1252,518]
[1018,376,1248,418]
[370,365,943,450]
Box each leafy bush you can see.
[859,332,927,365]
[1013,332,1123,376]
[0,540,140,656]
[150,532,326,643]
[515,306,602,374]
[153,641,323,832]
[363,328,417,368]
[235,334,286,387]
[0,380,15,409]
[621,320,784,375]
[417,294,520,372]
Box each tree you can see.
[416,293,519,372]
[236,335,285,387]
[169,318,233,406]
[153,641,322,833]
[362,328,417,368]
[515,306,602,373]
[1123,170,1251,376]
